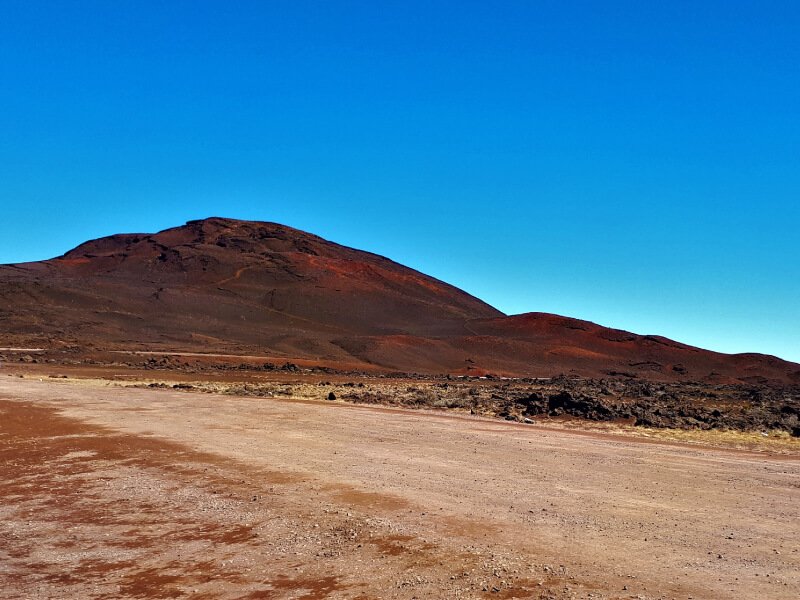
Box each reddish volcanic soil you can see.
[1,377,798,599]
[456,313,800,383]
[0,217,798,383]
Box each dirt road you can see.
[1,377,798,599]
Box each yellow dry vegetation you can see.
[554,419,800,453]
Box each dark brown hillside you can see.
[0,218,501,364]
[1,217,798,383]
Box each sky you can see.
[0,1,798,363]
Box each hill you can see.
[1,217,797,383]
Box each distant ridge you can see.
[1,217,798,383]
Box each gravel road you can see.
[1,377,798,599]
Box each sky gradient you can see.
[1,1,798,362]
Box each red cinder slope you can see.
[0,217,797,382]
[448,313,799,383]
[0,218,501,364]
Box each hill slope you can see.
[1,217,797,383]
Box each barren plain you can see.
[1,375,798,599]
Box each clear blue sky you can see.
[1,1,798,363]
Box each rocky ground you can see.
[132,372,800,437]
[332,377,800,435]
[6,348,800,435]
